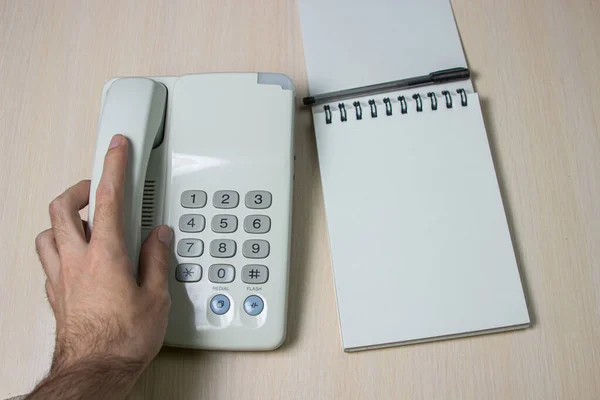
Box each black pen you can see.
[302,67,470,106]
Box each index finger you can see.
[92,134,128,241]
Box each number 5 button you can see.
[244,215,271,234]
[179,214,205,233]
[211,214,238,233]
[245,191,272,209]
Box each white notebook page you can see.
[314,93,530,350]
[298,0,472,96]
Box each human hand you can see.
[29,134,172,399]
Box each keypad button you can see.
[242,240,270,259]
[245,191,272,209]
[244,215,271,234]
[244,295,264,316]
[211,214,238,233]
[241,265,269,284]
[210,294,231,315]
[177,239,204,257]
[176,264,202,282]
[181,190,207,208]
[179,214,205,233]
[210,239,236,258]
[213,190,239,209]
[208,264,236,283]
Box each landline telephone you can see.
[88,73,295,350]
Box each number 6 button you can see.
[243,240,270,258]
[245,191,272,209]
[244,215,271,234]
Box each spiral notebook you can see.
[299,0,530,351]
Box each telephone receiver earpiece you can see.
[88,78,167,277]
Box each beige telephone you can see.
[88,73,295,350]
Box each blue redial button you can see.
[244,295,264,316]
[210,294,230,315]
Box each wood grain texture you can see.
[0,0,599,398]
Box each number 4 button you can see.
[179,214,205,233]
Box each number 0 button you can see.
[208,264,235,283]
[245,191,272,209]
[179,214,205,233]
[213,190,239,209]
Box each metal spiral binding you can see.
[368,99,378,118]
[324,105,332,124]
[338,103,347,122]
[383,97,392,115]
[322,89,468,123]
[353,101,362,120]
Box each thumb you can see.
[139,225,172,291]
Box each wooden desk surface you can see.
[1,1,599,399]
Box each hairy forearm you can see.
[26,356,144,400]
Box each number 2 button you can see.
[179,214,205,233]
[213,190,239,209]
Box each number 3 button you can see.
[245,191,272,209]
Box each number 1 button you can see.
[181,190,207,208]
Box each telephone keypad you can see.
[213,190,239,209]
[179,214,205,233]
[176,191,272,293]
[211,214,238,233]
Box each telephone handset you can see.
[88,73,295,350]
[89,78,167,275]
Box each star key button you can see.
[176,264,202,282]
